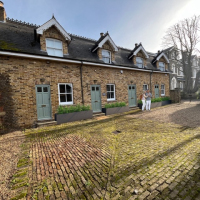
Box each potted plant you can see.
[138,100,143,109]
[55,104,93,125]
[102,102,129,115]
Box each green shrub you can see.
[151,96,170,102]
[104,102,126,108]
[138,100,142,104]
[57,104,90,114]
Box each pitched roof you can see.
[91,32,118,52]
[128,43,149,59]
[0,18,169,72]
[152,51,170,64]
[36,16,71,41]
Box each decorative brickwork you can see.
[40,26,68,54]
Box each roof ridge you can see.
[6,17,39,28]
[69,33,97,42]
[117,46,132,51]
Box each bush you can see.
[57,104,90,114]
[138,99,142,104]
[104,102,126,108]
[138,97,170,103]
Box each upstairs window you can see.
[136,57,143,68]
[107,84,115,101]
[46,38,63,57]
[58,83,73,105]
[102,50,111,63]
[159,62,165,71]
[172,64,176,74]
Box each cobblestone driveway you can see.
[10,101,200,200]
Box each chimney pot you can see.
[100,32,104,37]
[135,43,138,47]
[158,50,160,53]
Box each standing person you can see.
[141,91,147,111]
[145,89,152,111]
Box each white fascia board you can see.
[36,18,71,41]
[0,51,81,64]
[133,45,149,58]
[98,35,118,51]
[0,51,170,74]
[156,52,170,63]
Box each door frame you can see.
[128,84,137,107]
[154,84,159,98]
[35,84,52,120]
[90,84,102,113]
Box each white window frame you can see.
[136,57,144,68]
[102,50,111,64]
[172,64,176,74]
[107,84,115,101]
[161,84,165,96]
[180,82,183,91]
[46,38,63,57]
[143,84,148,91]
[58,83,73,105]
[159,62,165,71]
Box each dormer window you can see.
[46,38,63,57]
[136,57,144,68]
[159,62,165,71]
[102,50,111,63]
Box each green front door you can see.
[91,85,101,112]
[155,85,159,98]
[128,85,136,107]
[36,85,52,120]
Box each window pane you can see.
[43,87,48,92]
[132,86,135,89]
[96,87,99,91]
[37,87,42,92]
[67,94,72,102]
[92,87,95,91]
[66,85,72,93]
[107,92,110,99]
[55,49,63,57]
[54,40,62,49]
[102,50,110,57]
[107,85,110,91]
[47,48,55,56]
[103,57,110,63]
[46,40,54,48]
[111,85,114,91]
[111,92,114,98]
[60,94,66,102]
[129,86,131,90]
[59,85,66,93]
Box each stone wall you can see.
[170,89,181,103]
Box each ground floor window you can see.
[161,84,165,96]
[58,83,73,105]
[143,84,148,91]
[107,84,115,101]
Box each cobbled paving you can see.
[20,102,200,200]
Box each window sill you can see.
[107,99,117,102]
[59,103,74,106]
[161,94,165,96]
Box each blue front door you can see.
[128,85,136,107]
[91,85,101,112]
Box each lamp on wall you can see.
[130,81,133,84]
[40,78,45,83]
[93,80,97,84]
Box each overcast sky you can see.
[3,0,200,52]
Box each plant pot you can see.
[151,102,162,108]
[161,100,172,106]
[55,110,93,125]
[138,103,142,109]
[102,106,129,115]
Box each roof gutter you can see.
[0,50,171,74]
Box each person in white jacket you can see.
[141,91,147,111]
[145,90,152,111]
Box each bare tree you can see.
[162,15,200,93]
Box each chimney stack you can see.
[0,1,6,22]
[158,50,160,53]
[100,32,104,37]
[135,43,138,47]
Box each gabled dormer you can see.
[36,16,71,57]
[128,43,149,68]
[152,50,170,71]
[92,32,118,64]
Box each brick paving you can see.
[12,101,200,199]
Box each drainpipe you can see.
[150,70,153,93]
[80,61,84,105]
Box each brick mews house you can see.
[0,2,171,129]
